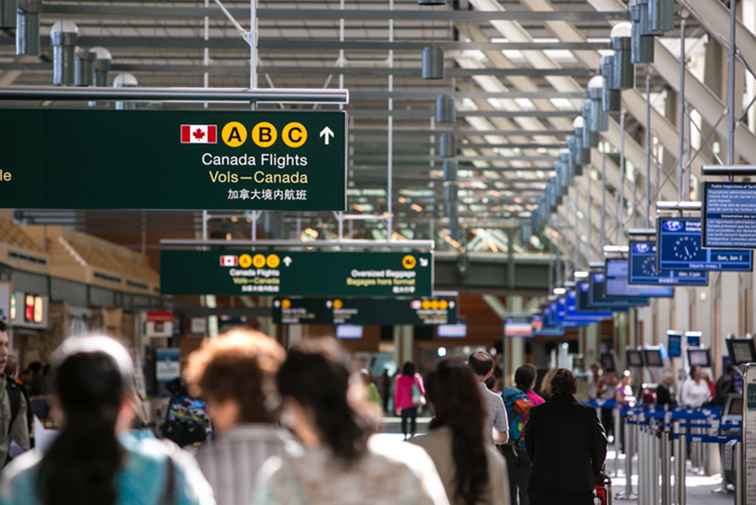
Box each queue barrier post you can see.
[660,411,672,505]
[615,407,637,501]
[674,420,687,505]
[614,402,622,476]
[651,417,660,505]
[734,441,743,505]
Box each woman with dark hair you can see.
[680,365,711,409]
[253,338,449,505]
[525,369,607,505]
[411,360,509,505]
[394,361,426,440]
[0,335,215,505]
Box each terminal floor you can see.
[378,417,735,505]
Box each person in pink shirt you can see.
[527,389,545,407]
[394,362,426,440]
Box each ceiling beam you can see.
[39,4,629,23]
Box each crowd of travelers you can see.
[19,318,746,505]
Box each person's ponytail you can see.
[35,342,133,505]
[38,409,123,505]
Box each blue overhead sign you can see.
[606,258,674,298]
[566,289,612,321]
[589,272,649,309]
[657,217,753,272]
[703,182,756,249]
[628,240,709,286]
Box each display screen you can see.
[606,258,674,298]
[687,333,702,348]
[626,350,644,367]
[643,349,664,367]
[535,325,565,337]
[657,217,753,272]
[505,317,533,337]
[600,352,616,372]
[438,324,466,338]
[336,325,363,339]
[728,339,756,365]
[566,288,612,321]
[688,349,711,367]
[668,332,682,358]
[24,295,34,323]
[628,240,709,286]
[589,272,649,308]
[703,182,756,249]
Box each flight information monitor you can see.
[657,217,753,272]
[668,331,682,358]
[336,325,362,339]
[626,350,644,367]
[566,289,612,321]
[643,348,664,368]
[505,317,533,337]
[606,258,674,298]
[703,182,756,249]
[687,348,712,367]
[589,272,649,309]
[600,352,617,373]
[438,324,467,338]
[686,332,702,348]
[727,338,756,365]
[628,240,709,286]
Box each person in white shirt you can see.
[680,366,711,409]
[468,351,509,445]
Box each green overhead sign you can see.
[272,296,457,325]
[0,109,346,210]
[160,250,433,297]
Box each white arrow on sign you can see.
[319,126,334,145]
[283,256,293,267]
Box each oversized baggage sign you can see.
[160,250,433,297]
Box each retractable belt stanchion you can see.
[648,418,659,505]
[644,414,651,505]
[734,442,743,505]
[615,406,638,500]
[674,419,686,505]
[614,402,622,476]
[660,412,672,505]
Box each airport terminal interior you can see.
[1,0,756,504]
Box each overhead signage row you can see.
[605,258,674,298]
[703,182,756,249]
[0,109,347,211]
[657,217,753,272]
[272,296,457,325]
[628,241,709,286]
[160,250,433,297]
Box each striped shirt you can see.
[194,424,300,505]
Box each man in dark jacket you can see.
[525,368,607,505]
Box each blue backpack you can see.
[502,387,533,448]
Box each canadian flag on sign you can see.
[180,124,218,144]
[219,255,238,267]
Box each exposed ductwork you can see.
[15,0,40,56]
[113,72,138,110]
[0,0,16,29]
[50,20,79,86]
[90,46,112,86]
[74,47,95,86]
[421,46,444,80]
